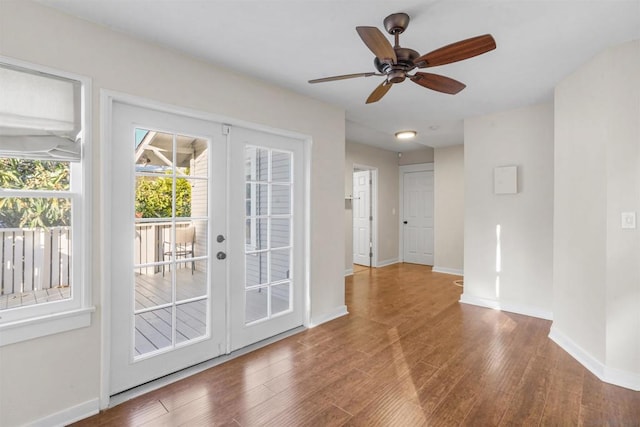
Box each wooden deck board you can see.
[134,329,158,355]
[0,286,71,309]
[175,301,207,334]
[133,270,209,355]
[136,310,173,352]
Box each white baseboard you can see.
[377,258,398,268]
[459,294,500,310]
[30,398,99,427]
[344,268,353,277]
[432,266,464,276]
[500,300,553,321]
[309,305,348,328]
[604,365,640,391]
[549,326,640,391]
[459,293,553,321]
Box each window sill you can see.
[0,306,95,347]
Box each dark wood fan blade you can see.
[366,81,392,104]
[411,72,466,94]
[356,26,397,63]
[308,72,376,84]
[416,34,496,68]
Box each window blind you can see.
[0,63,82,161]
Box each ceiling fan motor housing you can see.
[374,46,420,83]
[388,69,406,83]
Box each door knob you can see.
[403,221,408,224]
[216,234,225,243]
[216,251,227,260]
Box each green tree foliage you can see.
[0,158,71,228]
[0,158,192,227]
[135,176,191,218]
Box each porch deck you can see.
[0,286,71,310]
[1,268,288,357]
[134,270,289,355]
[0,269,209,357]
[134,269,208,356]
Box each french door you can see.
[109,102,226,394]
[109,101,305,395]
[228,126,304,351]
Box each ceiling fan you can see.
[308,12,496,104]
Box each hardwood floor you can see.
[74,264,640,426]
[352,264,370,274]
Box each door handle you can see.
[403,221,408,224]
[216,251,227,260]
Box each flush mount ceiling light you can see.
[395,130,417,140]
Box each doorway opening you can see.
[352,165,377,272]
[105,97,307,400]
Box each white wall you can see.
[399,147,434,165]
[552,40,640,389]
[433,145,464,275]
[462,103,554,319]
[345,141,400,271]
[0,1,346,425]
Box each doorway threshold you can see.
[108,325,307,408]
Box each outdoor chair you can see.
[162,224,195,276]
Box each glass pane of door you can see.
[244,146,293,324]
[133,128,209,358]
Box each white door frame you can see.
[398,162,434,263]
[99,90,311,409]
[352,164,378,268]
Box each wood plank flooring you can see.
[73,264,640,426]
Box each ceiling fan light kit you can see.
[395,130,417,140]
[309,12,496,104]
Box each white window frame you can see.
[0,57,94,347]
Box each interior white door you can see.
[109,102,227,395]
[402,170,434,265]
[228,126,305,351]
[353,170,371,266]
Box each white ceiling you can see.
[39,0,640,152]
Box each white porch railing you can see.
[0,222,198,298]
[0,227,71,296]
[135,221,196,275]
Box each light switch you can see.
[621,212,636,229]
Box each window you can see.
[0,57,93,346]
